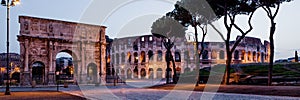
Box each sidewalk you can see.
[149,83,300,97]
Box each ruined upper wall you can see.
[18,16,106,43]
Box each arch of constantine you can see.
[17,16,106,85]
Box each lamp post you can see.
[56,71,60,92]
[1,0,20,95]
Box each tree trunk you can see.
[268,22,276,86]
[295,51,298,62]
[196,26,207,86]
[194,26,200,60]
[225,51,232,85]
[171,55,177,83]
[193,26,201,86]
[166,49,171,84]
[166,56,170,84]
[224,32,232,85]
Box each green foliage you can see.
[257,0,293,7]
[167,4,192,27]
[180,69,210,76]
[180,65,236,76]
[151,16,186,39]
[207,0,258,16]
[167,0,218,27]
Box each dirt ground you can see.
[149,84,300,97]
[0,91,86,100]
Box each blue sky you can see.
[0,0,299,60]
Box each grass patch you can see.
[240,63,300,77]
[180,69,210,76]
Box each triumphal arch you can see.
[17,16,107,85]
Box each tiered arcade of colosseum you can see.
[110,35,270,80]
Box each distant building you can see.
[109,35,270,79]
[105,36,114,77]
[56,57,73,80]
[0,53,21,84]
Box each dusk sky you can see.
[0,0,299,60]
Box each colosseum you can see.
[110,35,270,80]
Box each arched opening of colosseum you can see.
[127,69,132,79]
[175,50,181,62]
[140,37,145,48]
[253,52,257,62]
[248,51,252,61]
[31,61,45,85]
[234,50,239,60]
[211,50,218,60]
[116,53,120,65]
[140,68,146,78]
[157,50,163,62]
[133,66,138,78]
[219,50,225,59]
[133,42,138,51]
[127,52,131,63]
[257,52,261,62]
[261,52,265,62]
[111,54,115,65]
[121,53,125,64]
[265,53,268,61]
[149,68,154,79]
[148,50,154,61]
[156,68,163,79]
[141,51,146,63]
[121,69,125,79]
[241,50,246,61]
[148,36,154,48]
[87,63,97,83]
[134,52,138,64]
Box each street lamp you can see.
[56,71,60,92]
[1,0,20,95]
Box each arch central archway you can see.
[55,50,78,84]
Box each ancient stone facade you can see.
[17,16,106,85]
[110,35,270,79]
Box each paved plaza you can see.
[0,80,300,100]
[61,85,300,100]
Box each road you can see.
[0,80,300,100]
[60,85,300,100]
